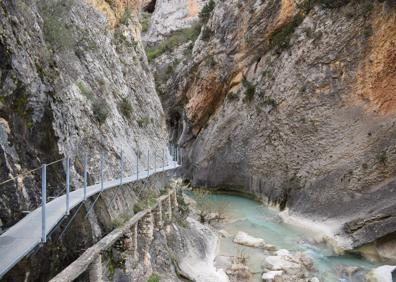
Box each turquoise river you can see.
[204,193,381,282]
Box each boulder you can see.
[264,256,300,271]
[262,270,283,281]
[366,265,396,282]
[275,249,291,257]
[219,229,231,238]
[233,231,277,251]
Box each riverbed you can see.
[204,193,379,282]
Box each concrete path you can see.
[0,162,179,278]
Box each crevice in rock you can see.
[168,110,182,144]
[143,0,157,14]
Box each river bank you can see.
[186,190,395,282]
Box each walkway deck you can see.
[0,162,179,278]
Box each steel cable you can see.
[0,157,64,187]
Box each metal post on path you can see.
[100,153,104,192]
[66,157,70,216]
[83,154,88,201]
[147,149,150,176]
[41,164,47,243]
[120,150,123,186]
[136,153,139,181]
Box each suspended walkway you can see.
[0,145,181,279]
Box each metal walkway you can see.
[0,162,179,278]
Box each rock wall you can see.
[144,0,208,44]
[0,0,168,231]
[160,0,396,248]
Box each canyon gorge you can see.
[0,0,396,281]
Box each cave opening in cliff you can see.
[143,0,156,13]
[169,111,182,143]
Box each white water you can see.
[205,194,379,282]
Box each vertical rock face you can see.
[161,0,396,246]
[0,0,167,230]
[144,0,208,44]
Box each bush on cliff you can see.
[92,98,110,125]
[146,25,201,61]
[199,0,216,24]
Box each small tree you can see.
[92,98,110,125]
[118,97,133,119]
[193,189,228,223]
[242,77,256,102]
[120,7,132,26]
[199,0,215,24]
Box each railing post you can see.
[176,145,179,165]
[136,153,139,180]
[147,149,150,176]
[154,151,156,173]
[174,145,177,167]
[100,153,104,192]
[66,156,70,215]
[83,154,87,201]
[41,164,47,243]
[120,150,123,186]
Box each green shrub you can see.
[77,81,93,99]
[40,0,77,51]
[363,26,373,38]
[199,0,215,24]
[146,25,201,61]
[263,96,278,107]
[227,91,239,100]
[242,78,256,102]
[13,92,33,129]
[92,98,110,125]
[137,117,151,128]
[140,12,151,32]
[361,1,374,17]
[376,151,387,165]
[118,97,133,119]
[317,0,349,9]
[206,56,216,67]
[269,13,304,50]
[177,190,190,219]
[134,192,157,213]
[299,0,349,10]
[165,64,175,77]
[120,7,132,26]
[43,15,76,51]
[147,273,160,282]
[201,27,213,41]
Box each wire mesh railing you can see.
[0,143,183,244]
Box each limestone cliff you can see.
[144,0,208,44]
[158,0,396,251]
[0,0,167,231]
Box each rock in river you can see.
[233,231,277,251]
